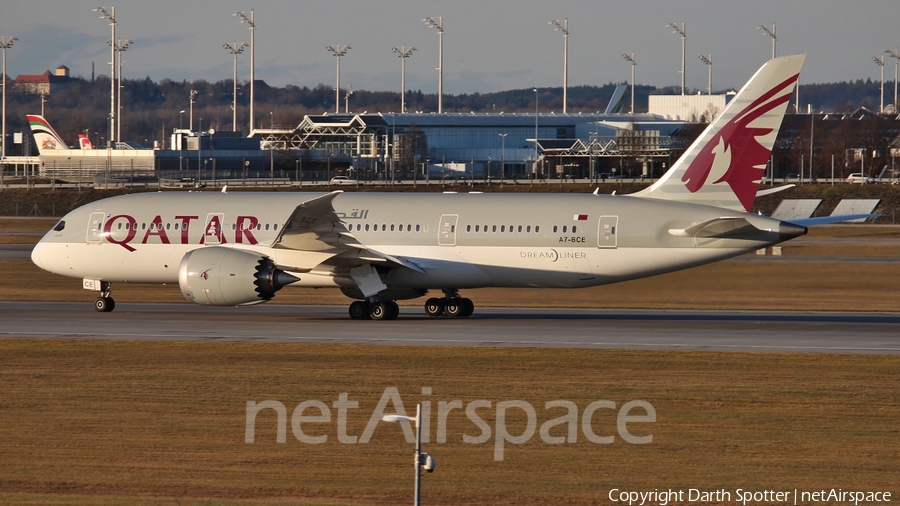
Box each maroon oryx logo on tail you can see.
[681,73,799,212]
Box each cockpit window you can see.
[52,220,66,232]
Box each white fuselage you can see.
[32,191,797,298]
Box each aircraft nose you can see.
[31,242,43,269]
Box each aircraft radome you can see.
[30,55,869,320]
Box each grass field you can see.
[1,341,898,505]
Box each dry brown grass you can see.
[0,340,897,505]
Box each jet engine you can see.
[178,247,299,306]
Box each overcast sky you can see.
[3,1,898,98]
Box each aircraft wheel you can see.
[459,298,474,317]
[94,296,115,313]
[369,301,391,321]
[424,298,444,317]
[444,300,463,317]
[385,300,400,320]
[349,300,370,320]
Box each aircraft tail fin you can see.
[605,84,628,114]
[27,115,71,154]
[77,133,94,150]
[631,55,805,211]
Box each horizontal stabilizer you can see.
[787,214,882,227]
[669,217,754,238]
[670,215,806,240]
[756,184,794,197]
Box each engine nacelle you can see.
[178,247,299,306]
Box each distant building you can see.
[648,94,729,122]
[13,65,74,95]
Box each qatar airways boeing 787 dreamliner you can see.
[31,55,864,320]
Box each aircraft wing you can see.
[271,190,424,273]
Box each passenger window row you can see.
[115,222,278,231]
[465,224,541,234]
[350,223,423,233]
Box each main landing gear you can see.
[348,299,401,321]
[93,281,115,313]
[424,290,474,318]
[347,290,475,320]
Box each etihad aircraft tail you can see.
[27,115,71,154]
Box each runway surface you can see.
[1,301,898,354]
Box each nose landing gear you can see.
[92,281,115,313]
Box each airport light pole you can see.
[383,404,434,506]
[326,45,350,114]
[759,22,798,112]
[345,89,353,114]
[94,7,117,146]
[198,117,202,180]
[873,56,885,113]
[499,133,507,184]
[223,41,247,131]
[178,110,184,171]
[758,22,776,59]
[549,18,569,113]
[699,54,712,96]
[423,16,443,113]
[533,88,539,177]
[112,38,132,144]
[1,36,17,164]
[235,10,255,132]
[392,46,416,113]
[189,89,197,133]
[622,52,636,114]
[886,48,900,113]
[667,22,686,95]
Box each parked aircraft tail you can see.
[632,55,805,211]
[77,133,95,150]
[27,115,71,154]
[605,84,628,114]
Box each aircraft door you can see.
[438,214,458,246]
[598,215,618,248]
[87,212,105,243]
[203,213,226,245]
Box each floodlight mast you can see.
[112,38,132,143]
[887,48,900,113]
[668,22,686,95]
[873,55,885,113]
[382,404,425,506]
[423,16,443,113]
[326,45,351,114]
[699,54,712,96]
[94,7,116,146]
[223,42,247,131]
[549,18,569,113]
[235,10,255,132]
[189,89,198,133]
[392,46,416,113]
[622,52,636,114]
[1,36,17,163]
[758,22,776,59]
